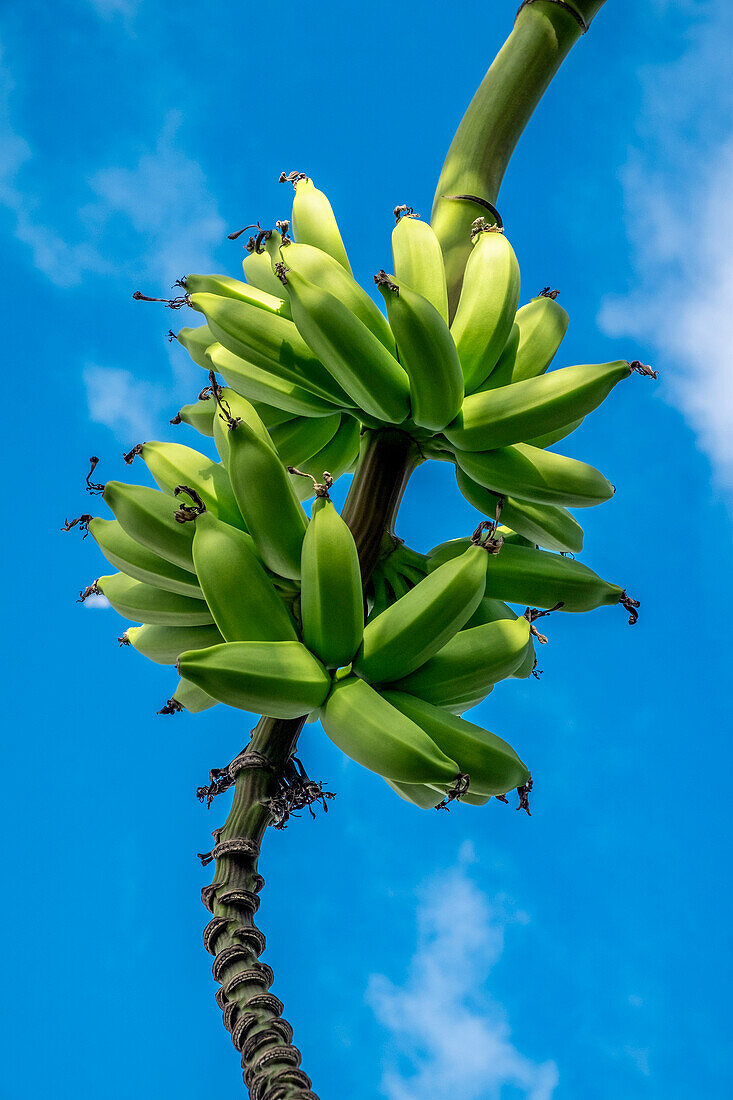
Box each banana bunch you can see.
[67,171,653,813]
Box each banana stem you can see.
[431,0,607,312]
[204,427,421,1097]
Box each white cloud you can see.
[598,7,733,492]
[83,594,111,609]
[367,862,558,1100]
[84,364,171,441]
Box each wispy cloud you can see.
[84,364,173,441]
[367,859,558,1100]
[0,43,224,289]
[598,6,733,492]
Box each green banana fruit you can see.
[487,293,569,388]
[88,517,203,598]
[455,443,614,509]
[525,417,584,450]
[277,266,411,424]
[160,678,219,714]
[171,393,215,437]
[391,209,449,324]
[177,640,331,718]
[284,173,352,272]
[483,544,628,612]
[300,492,364,668]
[450,223,520,391]
[268,239,395,352]
[211,385,280,464]
[242,229,292,298]
[181,273,288,315]
[94,573,214,626]
[225,414,308,579]
[352,541,488,683]
[463,595,517,627]
[269,413,342,469]
[176,325,216,369]
[208,344,341,420]
[319,676,459,784]
[252,402,296,430]
[289,414,361,500]
[124,622,224,664]
[375,271,464,432]
[382,690,530,796]
[445,361,635,452]
[130,440,243,528]
[191,510,298,642]
[386,615,531,704]
[102,481,196,572]
[384,778,443,809]
[454,466,584,552]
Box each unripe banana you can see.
[176,325,216,369]
[102,481,196,572]
[252,402,296,430]
[278,267,411,424]
[463,595,517,628]
[285,173,352,272]
[300,492,364,668]
[94,573,214,626]
[445,361,634,452]
[352,542,488,683]
[208,344,341,420]
[454,466,584,552]
[391,210,449,324]
[242,229,292,297]
[88,517,203,598]
[482,544,627,612]
[191,510,298,642]
[510,638,536,680]
[384,778,443,809]
[268,239,395,352]
[181,273,289,315]
[375,272,464,432]
[450,223,520,391]
[225,415,308,579]
[455,443,614,509]
[525,417,583,450]
[171,677,219,713]
[131,440,243,529]
[172,394,216,437]
[386,615,531,705]
[177,640,331,718]
[211,385,279,464]
[289,414,361,501]
[487,293,569,388]
[189,291,352,408]
[382,690,530,796]
[124,622,224,664]
[269,413,341,469]
[319,676,459,784]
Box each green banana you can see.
[525,417,584,450]
[510,638,537,680]
[176,325,216,369]
[252,402,296,430]
[382,691,530,796]
[384,778,443,809]
[300,492,363,668]
[289,414,361,500]
[172,677,218,713]
[487,293,569,388]
[93,573,214,626]
[181,273,288,315]
[171,393,216,437]
[190,291,353,408]
[88,517,203,598]
[269,413,341,469]
[449,223,520,391]
[352,541,488,683]
[277,266,411,424]
[386,615,531,705]
[124,622,224,664]
[191,510,298,642]
[102,481,196,572]
[208,344,341,420]
[242,229,292,298]
[225,414,308,579]
[463,595,517,628]
[267,239,395,352]
[454,466,584,552]
[319,676,459,784]
[445,361,635,452]
[284,173,352,272]
[211,385,280,464]
[455,443,614,509]
[130,440,243,528]
[177,640,331,718]
[391,210,449,324]
[375,271,464,432]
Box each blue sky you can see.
[3,1,732,1096]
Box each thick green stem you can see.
[431,0,607,312]
[202,428,420,1097]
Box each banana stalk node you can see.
[441,196,503,229]
[515,0,588,33]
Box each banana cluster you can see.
[74,172,652,810]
